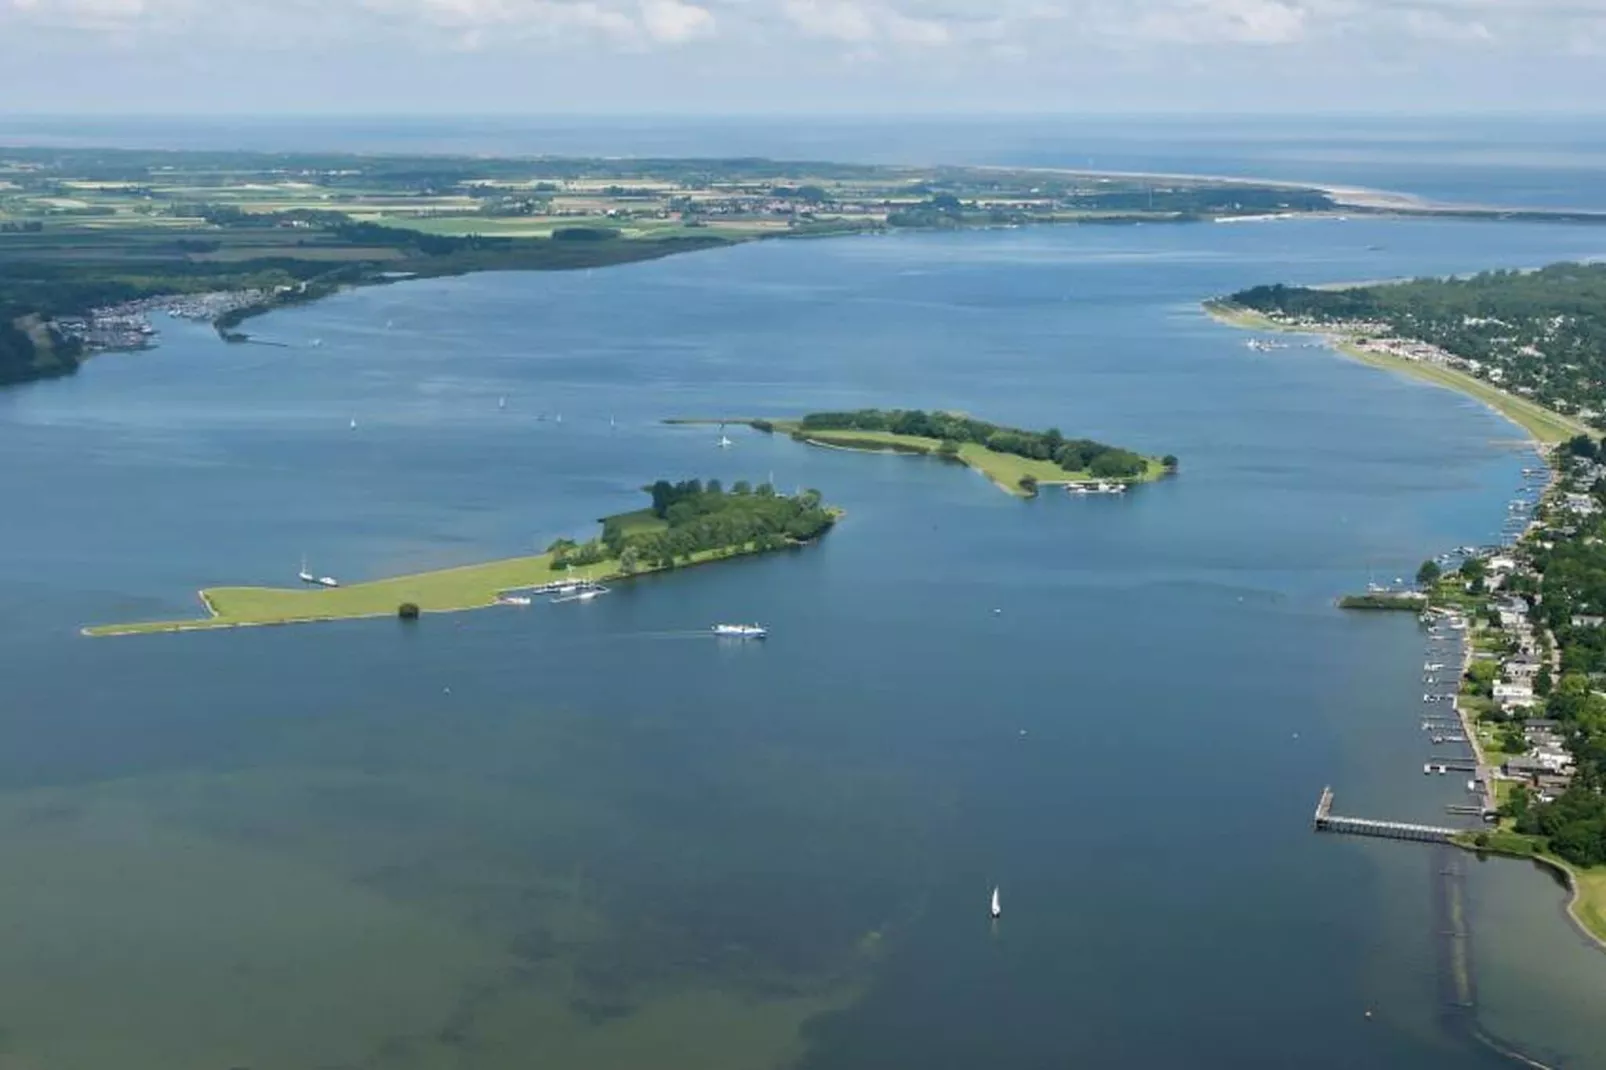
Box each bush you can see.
[751,419,774,433]
[1018,474,1039,495]
[398,602,421,620]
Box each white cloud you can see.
[1133,0,1308,44]
[2,0,1602,62]
[778,0,956,47]
[781,0,877,42]
[640,0,715,41]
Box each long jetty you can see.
[1313,786,1459,844]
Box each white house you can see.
[1494,680,1537,707]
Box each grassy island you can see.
[682,411,1173,498]
[84,479,835,637]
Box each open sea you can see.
[1,117,1605,1068]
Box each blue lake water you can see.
[4,209,1606,1065]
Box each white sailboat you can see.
[297,555,316,585]
[717,423,732,448]
[498,396,507,410]
[990,886,1001,919]
[349,418,358,431]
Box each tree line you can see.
[548,479,835,573]
[798,409,1164,479]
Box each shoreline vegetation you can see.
[1204,262,1606,446]
[670,412,1174,498]
[7,145,1606,388]
[84,480,836,637]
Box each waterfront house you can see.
[1493,680,1536,708]
[1563,493,1601,516]
[1536,773,1575,801]
[1503,655,1542,681]
[1572,614,1605,628]
[1503,756,1550,779]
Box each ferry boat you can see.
[712,623,767,639]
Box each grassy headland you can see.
[677,412,1172,498]
[85,480,835,637]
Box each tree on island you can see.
[798,409,1155,480]
[398,602,420,621]
[1416,560,1442,589]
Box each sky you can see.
[1,0,1604,113]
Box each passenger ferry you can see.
[713,623,767,639]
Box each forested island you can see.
[1215,262,1606,442]
[683,410,1173,497]
[85,479,835,636]
[0,144,1396,388]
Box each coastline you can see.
[1202,302,1592,446]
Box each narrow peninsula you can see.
[675,410,1174,498]
[85,480,836,637]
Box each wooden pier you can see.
[1313,786,1459,844]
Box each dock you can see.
[1313,786,1459,843]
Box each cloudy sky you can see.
[2,0,1603,113]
